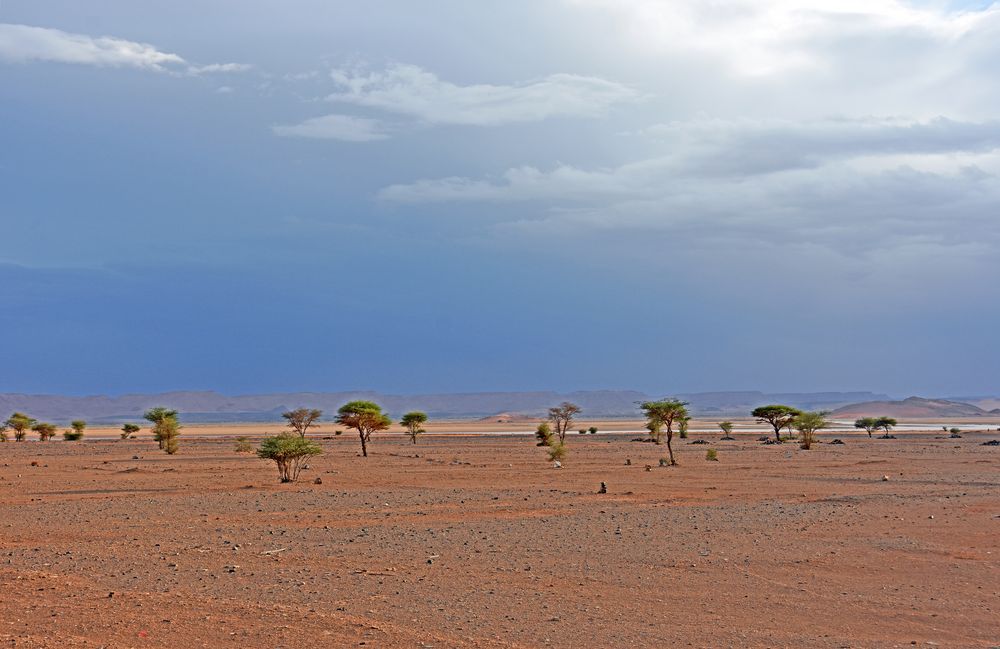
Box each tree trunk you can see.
[666,431,676,465]
[411,435,416,444]
[773,425,782,443]
[359,429,368,457]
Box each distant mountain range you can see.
[0,389,898,423]
[830,396,1000,419]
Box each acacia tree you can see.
[121,423,140,439]
[336,401,391,457]
[400,411,428,444]
[794,411,830,450]
[640,400,688,465]
[257,433,322,483]
[5,413,36,442]
[875,416,897,438]
[752,405,802,443]
[719,421,735,440]
[548,402,581,444]
[282,408,323,438]
[854,417,878,438]
[144,407,181,454]
[34,422,58,441]
[0,422,7,442]
[70,420,87,438]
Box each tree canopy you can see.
[282,408,323,438]
[400,411,428,444]
[257,433,322,482]
[548,402,581,444]
[794,411,830,450]
[336,401,391,457]
[639,399,688,465]
[752,405,802,442]
[5,412,36,442]
[875,416,897,437]
[33,422,58,441]
[854,417,878,438]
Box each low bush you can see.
[706,448,719,461]
[234,436,254,453]
[547,443,567,462]
[257,433,322,483]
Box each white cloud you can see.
[326,63,638,126]
[564,0,1000,77]
[378,116,1000,249]
[0,23,185,71]
[187,62,253,75]
[382,117,1000,201]
[272,114,389,142]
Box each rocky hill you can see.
[830,396,993,418]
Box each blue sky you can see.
[1,0,999,397]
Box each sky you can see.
[1,0,999,397]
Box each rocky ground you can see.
[1,431,998,648]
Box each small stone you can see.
[882,475,890,481]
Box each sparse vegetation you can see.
[144,407,181,454]
[678,416,690,439]
[336,401,390,457]
[578,429,587,435]
[794,411,830,450]
[639,399,688,465]
[752,405,802,443]
[5,412,36,442]
[0,422,6,442]
[535,422,554,447]
[876,416,898,438]
[256,433,322,483]
[234,436,254,453]
[854,417,878,438]
[282,408,322,438]
[34,422,58,441]
[548,402,581,444]
[70,420,87,439]
[706,448,719,461]
[949,427,961,435]
[718,421,735,439]
[588,426,598,435]
[400,411,428,444]
[546,442,567,463]
[121,423,140,439]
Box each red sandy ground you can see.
[1,431,998,648]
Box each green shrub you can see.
[578,429,587,435]
[33,422,58,441]
[706,448,719,461]
[257,433,323,483]
[121,423,140,439]
[588,426,598,434]
[61,428,83,441]
[546,443,567,462]
[234,436,254,453]
[535,422,553,447]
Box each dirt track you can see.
[1,431,998,648]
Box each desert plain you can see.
[1,425,998,648]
